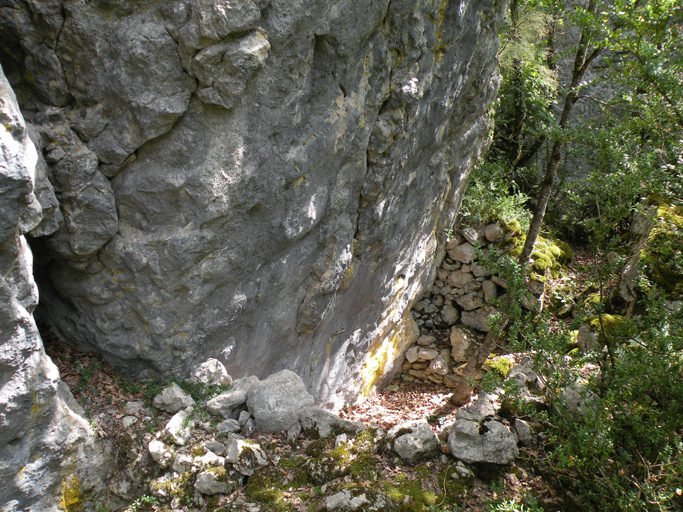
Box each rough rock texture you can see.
[246,369,315,432]
[0,65,107,511]
[3,0,504,408]
[384,419,439,464]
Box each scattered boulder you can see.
[225,437,269,476]
[246,370,315,432]
[192,358,233,386]
[195,467,241,495]
[153,383,195,413]
[384,419,439,464]
[447,415,518,465]
[163,408,195,446]
[326,488,391,511]
[300,406,366,439]
[148,439,174,467]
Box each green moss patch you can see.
[640,204,683,298]
[588,314,637,344]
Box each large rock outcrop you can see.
[2,0,504,408]
[0,66,106,512]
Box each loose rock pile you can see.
[113,359,538,510]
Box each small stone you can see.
[442,261,461,271]
[386,419,439,464]
[192,358,233,386]
[484,222,504,242]
[413,301,427,312]
[172,453,195,473]
[122,416,138,428]
[446,236,464,250]
[448,242,477,264]
[417,334,436,346]
[238,410,252,425]
[429,350,451,376]
[195,467,233,495]
[492,275,508,289]
[515,419,535,447]
[472,265,490,277]
[45,147,66,164]
[450,326,477,363]
[217,419,241,434]
[426,374,444,384]
[447,270,474,288]
[148,439,174,467]
[287,422,301,442]
[225,438,269,475]
[405,346,420,363]
[417,348,439,361]
[455,292,484,311]
[299,406,365,439]
[482,280,498,303]
[441,305,459,325]
[461,306,497,332]
[447,418,518,465]
[205,441,226,455]
[243,417,255,437]
[461,227,485,246]
[206,388,248,419]
[124,401,145,415]
[449,377,472,406]
[163,409,194,446]
[408,369,427,379]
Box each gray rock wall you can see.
[0,66,106,512]
[2,0,504,408]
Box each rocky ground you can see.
[45,331,559,512]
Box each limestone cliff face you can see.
[2,0,504,408]
[0,66,106,512]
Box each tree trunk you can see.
[518,1,601,265]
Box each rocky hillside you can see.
[1,0,506,509]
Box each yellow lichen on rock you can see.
[358,316,419,399]
[58,477,82,512]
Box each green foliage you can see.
[461,161,532,229]
[485,496,544,512]
[524,289,683,511]
[123,495,160,512]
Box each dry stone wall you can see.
[405,221,543,386]
[1,0,506,408]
